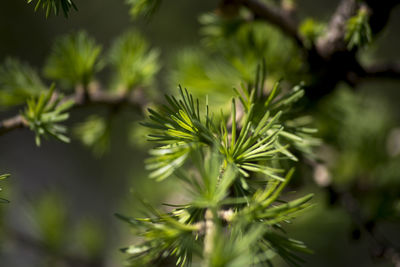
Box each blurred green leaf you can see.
[169,48,240,107]
[299,18,326,48]
[44,31,102,88]
[33,193,68,251]
[126,0,162,19]
[345,8,372,50]
[109,30,160,92]
[74,115,110,157]
[199,12,304,84]
[0,58,45,107]
[73,218,105,258]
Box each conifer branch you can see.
[0,115,27,135]
[0,87,147,136]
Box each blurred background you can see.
[0,0,399,266]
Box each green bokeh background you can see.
[0,1,400,266]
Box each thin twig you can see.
[0,115,27,135]
[0,87,148,136]
[361,62,400,80]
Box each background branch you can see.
[0,87,148,136]
[361,61,400,80]
[306,0,400,99]
[316,0,359,58]
[0,115,27,136]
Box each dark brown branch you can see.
[0,87,148,136]
[238,0,303,46]
[306,0,400,99]
[69,85,148,113]
[346,61,400,85]
[361,62,400,80]
[223,0,400,100]
[316,0,400,58]
[316,0,359,58]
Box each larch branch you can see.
[0,87,148,136]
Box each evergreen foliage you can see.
[3,0,400,266]
[109,31,160,92]
[118,69,316,266]
[44,31,102,89]
[169,49,240,106]
[27,0,77,18]
[198,12,303,83]
[0,58,45,107]
[74,115,110,156]
[126,0,162,19]
[345,7,372,49]
[299,19,326,48]
[23,84,74,146]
